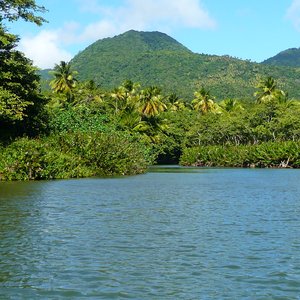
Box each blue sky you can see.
[5,0,300,69]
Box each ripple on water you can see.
[1,169,300,299]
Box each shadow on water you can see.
[149,164,210,173]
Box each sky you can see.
[5,0,300,69]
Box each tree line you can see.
[1,0,300,180]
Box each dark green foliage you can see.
[0,0,48,139]
[0,137,92,180]
[47,106,112,134]
[50,61,78,102]
[184,98,300,147]
[76,30,190,57]
[0,26,48,139]
[262,48,300,67]
[64,30,300,100]
[3,13,300,180]
[54,131,154,176]
[0,0,46,25]
[0,132,155,180]
[157,110,197,163]
[180,141,300,168]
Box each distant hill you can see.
[38,68,52,80]
[38,68,52,91]
[262,48,300,67]
[65,30,300,100]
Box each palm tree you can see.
[121,80,140,96]
[219,98,243,112]
[273,89,289,104]
[192,87,217,114]
[109,81,141,115]
[50,61,78,102]
[110,86,126,114]
[133,116,168,143]
[139,86,167,117]
[254,76,280,104]
[74,80,104,106]
[167,93,186,112]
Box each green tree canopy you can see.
[50,61,78,103]
[192,87,218,114]
[0,0,46,25]
[0,26,47,138]
[139,86,167,117]
[254,76,287,104]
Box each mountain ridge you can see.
[262,47,300,67]
[64,30,300,100]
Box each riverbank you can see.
[0,132,154,180]
[2,138,300,181]
[180,141,300,168]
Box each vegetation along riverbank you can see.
[2,1,300,180]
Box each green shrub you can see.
[180,141,300,168]
[0,132,154,180]
[0,137,93,180]
[51,131,155,176]
[47,106,112,134]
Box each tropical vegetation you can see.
[68,30,300,101]
[262,47,300,67]
[2,0,300,180]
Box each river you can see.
[1,167,300,299]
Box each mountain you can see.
[82,29,192,53]
[69,30,300,100]
[262,48,300,67]
[38,68,53,80]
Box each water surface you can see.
[1,167,300,299]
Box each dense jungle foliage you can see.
[263,47,300,67]
[2,1,300,180]
[69,30,300,101]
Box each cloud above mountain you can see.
[19,0,216,68]
[77,0,216,41]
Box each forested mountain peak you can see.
[77,30,192,55]
[69,30,300,100]
[262,47,300,67]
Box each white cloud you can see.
[79,20,119,42]
[286,0,300,30]
[77,0,217,41]
[19,30,74,69]
[58,21,81,45]
[19,0,216,68]
[126,0,216,29]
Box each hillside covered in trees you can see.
[263,48,300,67]
[69,30,300,101]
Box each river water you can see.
[0,167,300,299]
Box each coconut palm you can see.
[273,89,289,104]
[109,81,141,115]
[219,98,244,112]
[50,61,78,102]
[254,76,283,104]
[139,86,167,117]
[133,116,168,143]
[192,87,217,114]
[167,93,186,112]
[110,86,127,114]
[121,80,140,96]
[74,80,104,106]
